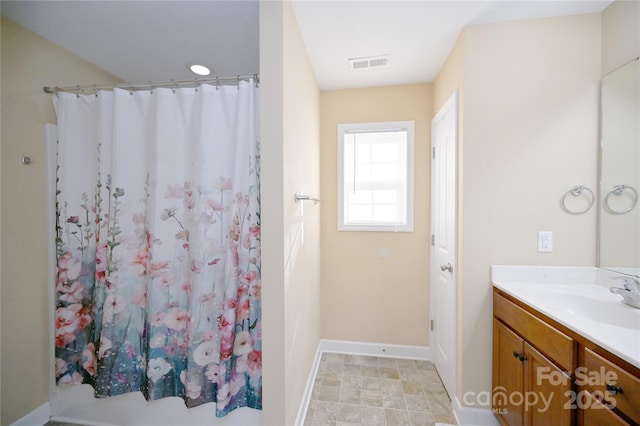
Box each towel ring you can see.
[561,185,594,215]
[604,184,638,215]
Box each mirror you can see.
[599,58,640,276]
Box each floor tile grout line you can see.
[307,353,457,425]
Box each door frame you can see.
[429,90,459,399]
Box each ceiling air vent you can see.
[348,55,390,71]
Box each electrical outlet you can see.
[538,231,553,252]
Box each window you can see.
[338,121,414,232]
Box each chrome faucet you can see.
[609,276,640,309]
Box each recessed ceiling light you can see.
[189,64,211,76]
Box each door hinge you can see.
[430,319,434,331]
[431,234,435,246]
[432,146,436,159]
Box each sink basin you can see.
[491,266,640,369]
[534,291,640,329]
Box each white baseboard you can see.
[9,402,50,426]
[452,396,500,426]
[294,343,325,426]
[318,339,430,360]
[295,339,430,426]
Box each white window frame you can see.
[337,120,414,232]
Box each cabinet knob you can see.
[512,351,527,361]
[606,383,623,395]
[512,351,527,362]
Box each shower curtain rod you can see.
[42,74,259,95]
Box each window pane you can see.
[374,190,397,204]
[354,164,372,182]
[371,163,398,181]
[339,121,413,231]
[347,190,372,205]
[373,205,399,222]
[354,140,370,163]
[347,205,372,222]
[372,141,401,162]
[344,165,355,186]
[344,140,355,163]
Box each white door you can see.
[430,91,458,398]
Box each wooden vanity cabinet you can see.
[581,390,630,426]
[493,290,575,426]
[493,321,573,425]
[493,320,525,425]
[524,342,573,425]
[494,288,640,426]
[580,347,640,425]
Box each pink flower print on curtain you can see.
[52,81,261,417]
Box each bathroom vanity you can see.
[492,266,640,426]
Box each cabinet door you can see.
[582,390,630,426]
[584,348,640,424]
[494,319,525,426]
[524,342,573,426]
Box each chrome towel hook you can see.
[604,184,638,215]
[561,185,594,214]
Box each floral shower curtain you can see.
[53,81,261,417]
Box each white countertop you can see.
[492,265,640,369]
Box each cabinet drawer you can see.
[584,348,640,424]
[582,390,630,426]
[494,292,575,371]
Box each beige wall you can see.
[0,17,118,424]
[259,2,286,424]
[282,0,322,423]
[434,33,465,114]
[601,0,640,76]
[441,14,601,407]
[260,2,322,424]
[320,84,432,346]
[432,32,466,396]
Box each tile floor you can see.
[304,353,458,426]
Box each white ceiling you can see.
[292,0,612,90]
[1,1,260,83]
[2,0,612,91]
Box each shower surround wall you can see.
[2,16,264,426]
[1,17,117,425]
